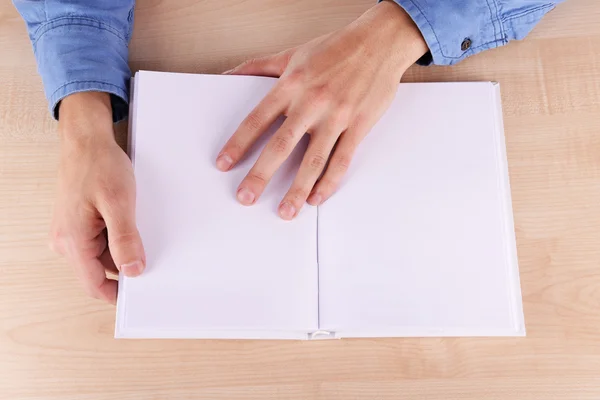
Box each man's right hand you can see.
[49,92,145,304]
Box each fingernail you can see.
[223,69,234,75]
[307,192,323,206]
[120,260,143,277]
[278,202,296,220]
[216,153,233,171]
[237,187,256,205]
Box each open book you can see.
[116,71,525,339]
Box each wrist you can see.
[361,1,428,70]
[58,92,116,146]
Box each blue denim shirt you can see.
[14,0,562,121]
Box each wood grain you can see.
[1,0,600,399]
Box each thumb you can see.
[102,201,146,278]
[223,49,294,77]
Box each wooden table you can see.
[1,1,599,398]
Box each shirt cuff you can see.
[386,0,556,66]
[31,17,131,122]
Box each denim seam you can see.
[49,80,126,103]
[494,0,507,41]
[484,0,499,44]
[31,17,127,46]
[490,0,507,43]
[126,7,135,41]
[501,4,555,22]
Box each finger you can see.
[60,218,119,303]
[223,50,292,77]
[307,131,361,206]
[278,131,339,220]
[99,246,119,276]
[97,196,146,278]
[92,230,119,275]
[76,257,118,304]
[64,236,118,305]
[49,229,65,255]
[236,113,312,205]
[217,88,286,171]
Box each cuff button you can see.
[461,38,472,52]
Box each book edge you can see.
[114,71,141,339]
[491,82,527,336]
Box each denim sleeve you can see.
[13,0,135,122]
[387,0,564,65]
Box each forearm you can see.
[13,0,135,121]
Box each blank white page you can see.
[318,82,524,337]
[116,71,318,339]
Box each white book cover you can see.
[115,71,525,339]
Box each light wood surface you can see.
[1,1,600,399]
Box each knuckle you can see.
[309,85,333,106]
[82,283,102,300]
[108,231,138,248]
[281,68,305,89]
[97,178,117,199]
[78,246,99,260]
[73,236,104,260]
[333,103,353,124]
[97,182,126,209]
[319,176,341,197]
[97,185,132,217]
[243,111,263,132]
[318,177,337,194]
[308,153,328,170]
[270,132,292,153]
[326,112,350,132]
[289,187,310,202]
[223,139,243,158]
[49,229,63,253]
[334,153,352,172]
[280,126,296,141]
[247,171,268,185]
[351,112,368,131]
